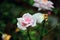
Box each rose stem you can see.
[27,27,31,40]
[39,20,45,40]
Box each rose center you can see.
[25,17,32,23]
[21,22,27,27]
[43,0,47,3]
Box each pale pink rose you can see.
[33,0,54,11]
[17,13,36,30]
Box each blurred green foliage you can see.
[0,0,60,40]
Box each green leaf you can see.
[12,19,17,24]
[28,0,34,6]
[31,37,36,40]
[3,12,9,16]
[22,31,27,36]
[1,23,6,27]
[30,31,36,36]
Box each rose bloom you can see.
[33,0,54,11]
[17,13,36,30]
[33,13,44,23]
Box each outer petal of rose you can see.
[17,22,27,30]
[37,13,44,23]
[47,8,52,10]
[31,18,36,27]
[20,27,27,30]
[40,1,54,8]
[17,18,24,23]
[17,18,30,27]
[48,1,53,5]
[39,3,48,10]
[42,5,48,9]
[48,4,54,8]
[38,8,41,11]
[17,18,27,30]
[43,6,51,10]
[45,5,54,10]
[34,0,40,2]
[47,2,54,7]
[25,24,32,27]
[22,13,32,18]
[33,13,44,23]
[33,13,40,21]
[41,4,53,10]
[33,3,40,8]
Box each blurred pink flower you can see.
[33,0,54,11]
[17,13,36,30]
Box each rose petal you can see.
[33,13,44,23]
[34,0,40,2]
[38,8,42,11]
[33,3,40,7]
[22,13,33,24]
[31,18,36,27]
[17,22,27,30]
[22,13,32,18]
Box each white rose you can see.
[33,13,44,23]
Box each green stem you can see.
[39,27,43,40]
[27,27,31,40]
[39,20,45,40]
